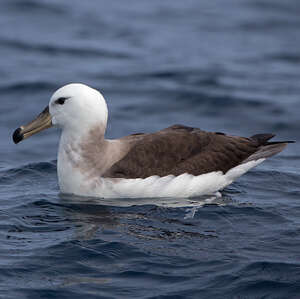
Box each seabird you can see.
[13,83,293,198]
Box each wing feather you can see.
[103,125,264,179]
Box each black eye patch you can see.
[55,97,69,105]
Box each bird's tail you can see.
[242,134,294,163]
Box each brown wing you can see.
[103,124,271,179]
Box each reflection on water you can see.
[58,193,227,244]
[59,192,233,240]
[59,191,230,208]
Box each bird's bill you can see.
[13,106,52,144]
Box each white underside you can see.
[59,159,265,199]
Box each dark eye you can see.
[55,97,68,105]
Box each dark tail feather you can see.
[265,140,295,145]
[243,133,295,164]
[250,133,275,145]
[250,133,295,146]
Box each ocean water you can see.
[1,0,300,298]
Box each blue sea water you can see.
[1,0,300,298]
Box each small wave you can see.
[4,0,66,15]
[134,69,220,87]
[0,161,56,184]
[242,168,300,190]
[266,53,300,64]
[226,261,300,297]
[0,81,56,94]
[240,19,298,31]
[1,38,132,59]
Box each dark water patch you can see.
[266,53,300,64]
[240,168,300,195]
[4,0,67,15]
[9,289,83,299]
[239,261,300,281]
[225,261,300,298]
[250,0,300,14]
[1,38,131,59]
[271,120,299,131]
[0,161,56,185]
[0,81,56,94]
[240,19,299,31]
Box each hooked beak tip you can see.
[12,105,52,145]
[13,127,24,144]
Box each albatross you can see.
[13,83,293,198]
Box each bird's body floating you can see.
[13,83,293,198]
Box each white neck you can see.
[56,122,129,196]
[57,122,105,194]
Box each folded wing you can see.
[103,124,289,179]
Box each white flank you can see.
[60,158,265,199]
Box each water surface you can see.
[1,0,300,298]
